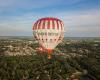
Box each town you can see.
[0,37,100,80]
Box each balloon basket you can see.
[48,54,51,59]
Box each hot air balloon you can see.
[32,17,64,59]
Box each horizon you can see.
[0,36,100,38]
[0,0,100,37]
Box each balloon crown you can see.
[37,17,62,22]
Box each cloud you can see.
[62,10,100,37]
[0,0,82,8]
[0,4,100,37]
[0,0,86,15]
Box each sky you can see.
[0,0,100,37]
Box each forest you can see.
[0,38,100,80]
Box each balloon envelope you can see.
[33,17,64,54]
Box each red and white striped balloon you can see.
[32,17,64,58]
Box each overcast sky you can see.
[0,0,100,37]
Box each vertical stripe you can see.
[60,21,63,30]
[45,20,48,29]
[40,20,44,29]
[56,21,59,30]
[58,21,62,30]
[52,20,55,29]
[38,20,41,29]
[42,20,45,29]
[54,21,57,29]
[47,20,50,29]
[50,20,52,29]
[36,21,39,29]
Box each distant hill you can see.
[0,36,33,40]
[64,37,100,40]
[0,36,100,40]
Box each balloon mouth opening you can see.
[47,49,53,59]
[36,47,53,59]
